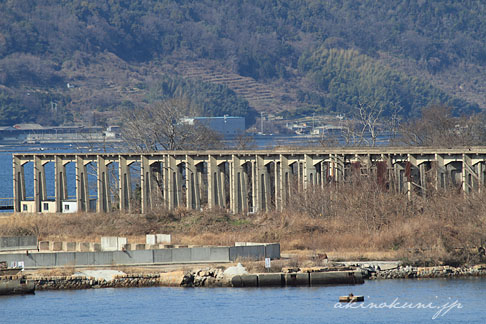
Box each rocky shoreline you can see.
[3,263,486,293]
[362,264,486,280]
[32,273,162,290]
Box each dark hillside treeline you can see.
[147,75,257,124]
[0,0,484,125]
[3,1,486,75]
[296,48,476,118]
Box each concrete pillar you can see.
[446,163,460,188]
[419,163,426,196]
[320,161,327,188]
[165,155,181,210]
[462,154,468,194]
[230,155,243,213]
[34,156,47,213]
[473,163,480,192]
[76,156,89,212]
[218,163,226,208]
[393,163,404,193]
[337,154,345,182]
[149,162,160,204]
[206,156,226,209]
[176,162,183,208]
[13,156,25,212]
[478,162,484,193]
[162,155,169,208]
[385,155,393,189]
[329,154,344,183]
[186,155,198,210]
[241,162,249,213]
[253,155,270,212]
[173,156,183,208]
[303,154,316,190]
[208,155,220,209]
[407,171,412,200]
[55,156,68,213]
[274,161,280,212]
[296,161,302,191]
[229,159,234,212]
[407,155,418,200]
[140,155,152,213]
[316,160,324,187]
[251,157,259,213]
[462,154,476,194]
[97,156,111,213]
[196,163,203,209]
[435,154,445,191]
[279,155,290,211]
[118,156,132,212]
[263,162,271,211]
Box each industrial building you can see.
[182,116,245,137]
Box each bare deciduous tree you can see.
[399,105,486,147]
[357,101,385,147]
[121,98,222,152]
[333,101,390,147]
[233,131,256,150]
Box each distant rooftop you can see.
[192,116,243,119]
[13,123,45,130]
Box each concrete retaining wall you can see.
[101,237,127,251]
[0,244,278,269]
[0,236,37,251]
[229,243,280,261]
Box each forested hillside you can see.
[0,0,484,126]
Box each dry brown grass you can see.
[2,179,486,266]
[32,265,76,277]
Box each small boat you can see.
[339,293,364,303]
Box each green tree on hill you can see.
[297,48,478,117]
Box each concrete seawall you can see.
[0,276,35,295]
[0,244,280,269]
[26,270,364,291]
[231,271,364,287]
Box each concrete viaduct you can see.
[12,147,486,214]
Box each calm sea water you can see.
[0,144,94,202]
[0,278,484,323]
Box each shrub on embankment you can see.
[1,179,485,265]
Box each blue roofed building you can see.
[182,116,245,137]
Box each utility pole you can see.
[260,112,264,134]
